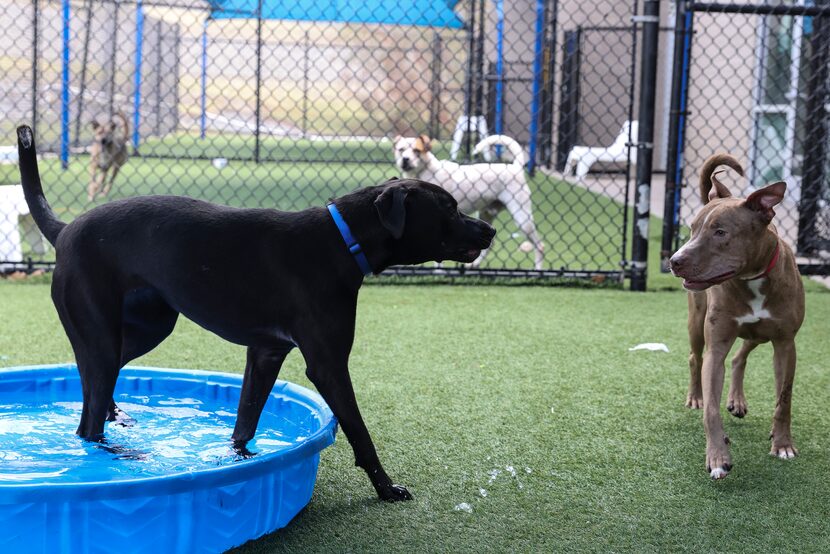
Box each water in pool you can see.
[0,391,316,484]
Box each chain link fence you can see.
[0,0,647,282]
[663,1,830,275]
[2,1,826,281]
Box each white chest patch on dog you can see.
[735,279,771,325]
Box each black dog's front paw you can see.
[377,484,413,502]
[231,440,257,459]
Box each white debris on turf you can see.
[479,488,488,498]
[454,502,473,513]
[486,464,530,490]
[628,342,670,353]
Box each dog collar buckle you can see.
[327,203,373,277]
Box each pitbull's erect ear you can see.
[374,185,409,239]
[708,170,733,202]
[418,135,432,152]
[744,181,786,224]
[393,135,402,147]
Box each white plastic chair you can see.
[563,120,638,179]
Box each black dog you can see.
[16,126,495,502]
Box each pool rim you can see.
[0,364,337,504]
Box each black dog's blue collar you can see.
[327,203,373,276]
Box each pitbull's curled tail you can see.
[17,126,65,246]
[473,135,527,167]
[699,153,744,205]
[115,110,130,143]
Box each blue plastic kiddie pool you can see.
[0,364,337,553]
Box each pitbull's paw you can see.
[770,436,798,459]
[685,390,703,409]
[706,441,732,480]
[378,484,413,502]
[727,394,748,418]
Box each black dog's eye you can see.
[714,229,727,237]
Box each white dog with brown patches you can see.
[393,134,544,269]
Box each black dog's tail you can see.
[17,126,66,246]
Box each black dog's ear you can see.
[91,120,100,130]
[374,186,408,239]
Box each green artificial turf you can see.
[1,282,828,552]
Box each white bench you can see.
[564,120,639,179]
[0,184,48,271]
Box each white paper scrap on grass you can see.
[628,343,670,353]
[454,502,473,513]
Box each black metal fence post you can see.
[254,0,263,163]
[661,0,691,270]
[32,0,38,138]
[173,26,180,131]
[154,20,162,136]
[429,32,443,140]
[463,0,476,161]
[540,0,559,168]
[74,0,93,147]
[107,2,119,116]
[798,1,830,255]
[630,0,660,291]
[302,30,309,138]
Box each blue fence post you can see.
[132,0,143,150]
[60,0,70,170]
[528,0,545,175]
[200,18,210,140]
[494,0,504,158]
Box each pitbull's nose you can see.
[669,254,686,274]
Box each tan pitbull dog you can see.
[669,153,805,480]
[88,111,129,202]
